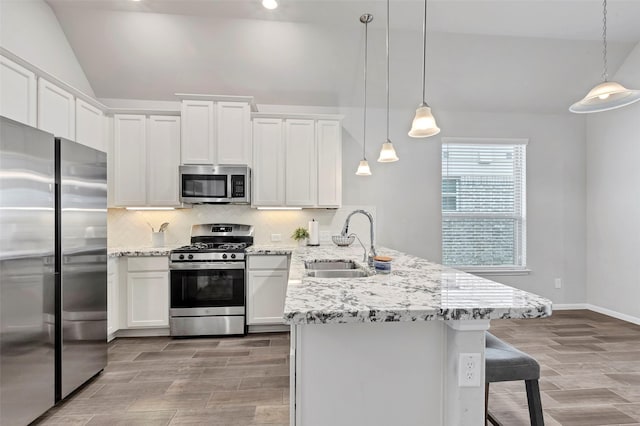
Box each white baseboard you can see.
[114,327,170,338]
[248,324,290,333]
[553,303,588,310]
[585,303,640,326]
[551,303,640,325]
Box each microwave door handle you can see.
[227,175,232,200]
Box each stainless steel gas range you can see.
[169,224,254,337]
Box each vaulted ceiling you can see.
[46,0,640,113]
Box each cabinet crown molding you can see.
[251,112,344,121]
[175,93,257,111]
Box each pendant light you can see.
[377,0,399,163]
[408,0,440,137]
[570,0,640,113]
[356,14,373,176]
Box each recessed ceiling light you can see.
[262,0,278,10]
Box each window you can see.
[441,138,527,271]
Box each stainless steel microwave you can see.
[179,165,250,204]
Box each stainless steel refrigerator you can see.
[0,116,107,425]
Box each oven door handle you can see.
[170,262,245,270]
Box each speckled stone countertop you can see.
[246,245,295,256]
[108,246,179,257]
[283,245,552,325]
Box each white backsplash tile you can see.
[108,205,377,248]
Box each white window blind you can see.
[441,139,527,270]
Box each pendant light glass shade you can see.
[408,103,440,137]
[378,141,399,162]
[356,160,372,175]
[570,0,640,114]
[356,14,374,176]
[570,81,640,113]
[408,0,439,137]
[378,0,399,163]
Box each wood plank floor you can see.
[34,310,640,425]
[34,333,290,426]
[489,310,640,426]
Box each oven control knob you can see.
[179,255,184,260]
[231,254,236,259]
[188,254,194,260]
[222,254,228,259]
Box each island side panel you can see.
[443,320,490,426]
[293,321,445,426]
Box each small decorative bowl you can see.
[332,234,355,247]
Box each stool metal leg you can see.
[486,383,503,426]
[525,379,544,426]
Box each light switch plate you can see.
[271,234,282,242]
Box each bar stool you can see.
[485,332,544,426]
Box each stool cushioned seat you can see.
[485,332,544,426]
[485,332,540,383]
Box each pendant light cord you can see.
[421,0,427,102]
[386,0,390,141]
[363,17,369,160]
[602,0,608,81]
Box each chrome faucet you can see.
[341,209,377,266]
[349,233,368,264]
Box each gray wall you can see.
[341,106,587,305]
[0,0,95,96]
[586,43,640,321]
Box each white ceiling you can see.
[45,0,640,113]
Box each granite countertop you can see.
[283,245,552,325]
[108,246,179,257]
[246,245,295,256]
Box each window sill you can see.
[457,268,532,277]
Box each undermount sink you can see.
[306,269,369,278]
[304,260,358,270]
[304,259,370,279]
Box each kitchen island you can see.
[283,245,551,426]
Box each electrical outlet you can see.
[554,278,562,289]
[320,231,331,242]
[458,353,481,387]
[271,234,282,242]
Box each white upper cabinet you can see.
[0,55,37,126]
[181,100,215,164]
[37,77,75,140]
[252,118,285,206]
[75,99,105,152]
[252,115,343,208]
[180,98,253,166]
[216,101,251,165]
[316,120,342,207]
[285,119,317,206]
[113,114,146,206]
[112,114,182,207]
[147,115,181,206]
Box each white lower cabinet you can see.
[125,257,169,328]
[107,258,119,338]
[247,255,289,325]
